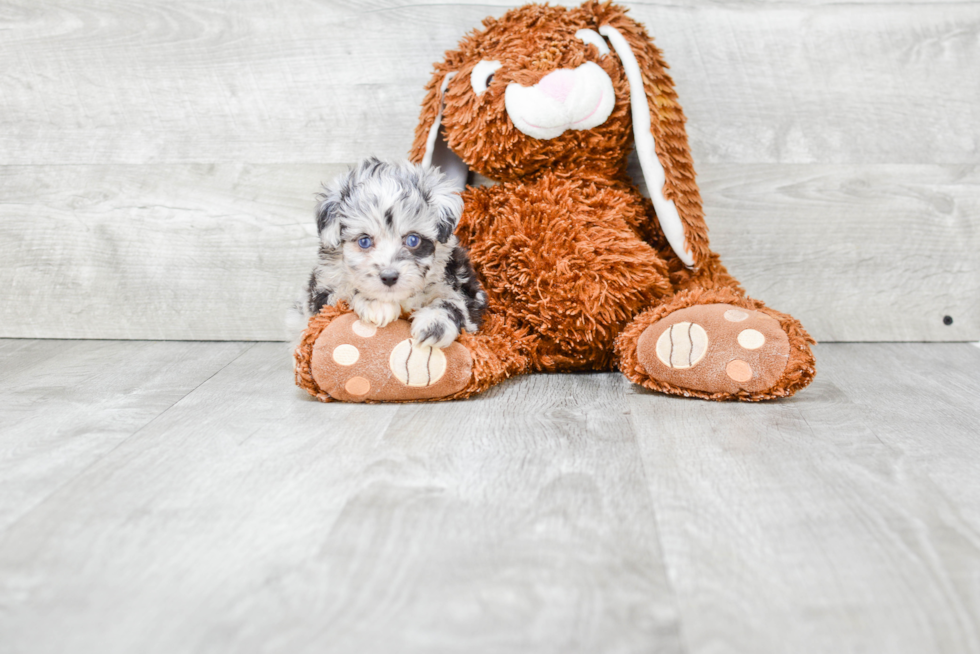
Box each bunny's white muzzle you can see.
[505,62,616,140]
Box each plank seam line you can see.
[624,391,694,654]
[0,342,258,537]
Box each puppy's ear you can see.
[409,63,469,192]
[433,190,464,243]
[414,164,464,243]
[597,8,710,269]
[315,176,346,250]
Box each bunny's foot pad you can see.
[310,313,473,403]
[636,304,790,396]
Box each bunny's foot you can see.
[616,288,816,401]
[299,313,472,403]
[295,307,532,403]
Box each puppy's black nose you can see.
[380,270,399,287]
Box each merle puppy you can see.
[300,158,486,349]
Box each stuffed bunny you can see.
[295,1,815,403]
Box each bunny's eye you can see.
[470,60,502,96]
[575,29,610,56]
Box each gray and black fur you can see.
[292,158,487,349]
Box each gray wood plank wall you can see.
[1,0,977,341]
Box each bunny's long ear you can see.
[599,16,709,269]
[409,70,469,192]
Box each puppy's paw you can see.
[411,307,460,349]
[353,298,401,328]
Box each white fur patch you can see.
[410,305,460,349]
[504,62,615,141]
[353,297,401,327]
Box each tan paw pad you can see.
[637,303,790,394]
[309,313,473,403]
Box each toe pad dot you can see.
[737,329,766,350]
[332,344,360,366]
[726,359,753,382]
[345,376,371,395]
[351,320,377,338]
[724,309,749,322]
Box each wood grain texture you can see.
[820,342,980,548]
[1,0,977,341]
[0,164,342,340]
[706,164,980,342]
[0,341,683,654]
[0,339,978,653]
[628,343,980,654]
[0,339,252,532]
[2,163,975,341]
[0,0,976,165]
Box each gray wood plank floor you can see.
[1,340,978,653]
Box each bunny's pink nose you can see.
[535,69,575,103]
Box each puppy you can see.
[295,158,487,349]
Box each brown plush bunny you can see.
[295,1,816,403]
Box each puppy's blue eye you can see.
[357,236,373,249]
[405,234,421,248]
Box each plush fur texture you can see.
[295,1,816,402]
[299,158,486,349]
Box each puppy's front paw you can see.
[411,307,459,349]
[354,298,401,328]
